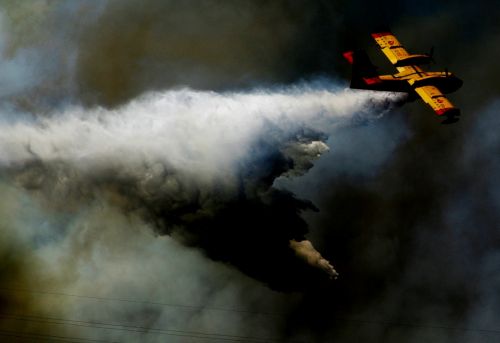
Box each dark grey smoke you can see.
[74,0,336,107]
[3,84,391,290]
[0,1,499,342]
[274,1,500,342]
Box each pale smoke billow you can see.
[1,84,399,286]
[290,239,338,279]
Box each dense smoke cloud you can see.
[2,84,398,291]
[0,1,499,342]
[0,77,398,341]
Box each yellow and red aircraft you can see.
[343,30,463,124]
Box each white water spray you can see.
[0,86,398,176]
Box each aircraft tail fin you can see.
[342,50,382,89]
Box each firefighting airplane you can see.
[343,30,463,124]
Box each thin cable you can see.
[0,329,118,343]
[0,286,283,317]
[329,316,500,335]
[0,313,281,343]
[3,286,499,337]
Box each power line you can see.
[0,312,281,343]
[0,286,283,317]
[329,316,500,336]
[2,286,500,337]
[0,329,118,343]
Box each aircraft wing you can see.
[414,85,460,119]
[371,31,431,68]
